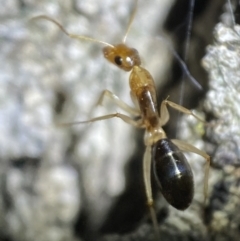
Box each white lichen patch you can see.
[202,23,240,167]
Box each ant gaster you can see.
[32,0,210,239]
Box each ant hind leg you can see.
[143,146,160,240]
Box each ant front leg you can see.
[171,139,211,204]
[90,89,140,117]
[143,146,160,239]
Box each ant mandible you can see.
[32,0,210,239]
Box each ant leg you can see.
[159,99,206,126]
[159,100,170,126]
[60,112,144,128]
[143,146,160,239]
[171,139,211,205]
[92,89,140,116]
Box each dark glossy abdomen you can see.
[152,139,194,210]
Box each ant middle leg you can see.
[171,139,211,204]
[60,112,144,128]
[159,98,206,126]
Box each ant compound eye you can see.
[114,56,122,65]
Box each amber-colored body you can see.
[101,43,210,215]
[97,42,210,240]
[32,2,211,239]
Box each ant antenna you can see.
[31,15,114,48]
[122,0,138,43]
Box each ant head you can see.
[103,43,141,72]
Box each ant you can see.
[32,0,210,239]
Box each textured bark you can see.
[1,0,236,241]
